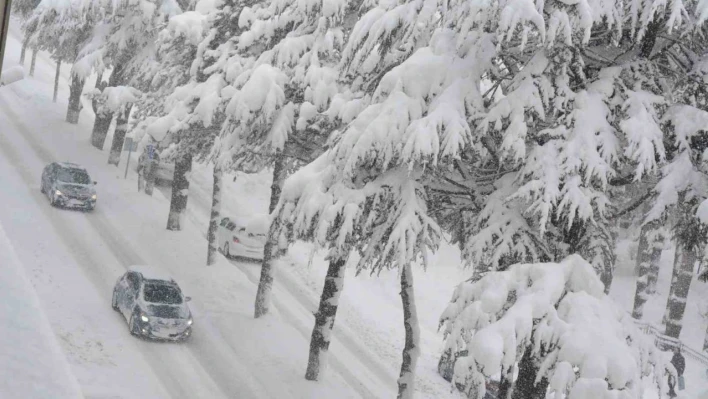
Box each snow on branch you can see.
[439,254,668,399]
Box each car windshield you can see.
[143,283,182,305]
[57,168,91,185]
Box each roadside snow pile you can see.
[440,254,669,399]
[0,222,83,398]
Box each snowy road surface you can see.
[0,17,390,398]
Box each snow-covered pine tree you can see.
[439,255,670,399]
[71,0,182,153]
[278,0,708,394]
[24,0,97,123]
[646,53,708,339]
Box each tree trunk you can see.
[20,35,27,65]
[90,73,112,150]
[647,247,662,295]
[254,154,288,318]
[53,60,61,103]
[305,256,347,381]
[66,74,86,124]
[206,165,223,265]
[662,248,682,326]
[511,348,548,399]
[107,104,133,166]
[92,67,124,149]
[632,221,663,320]
[664,244,696,339]
[166,153,193,231]
[29,47,37,76]
[397,262,420,399]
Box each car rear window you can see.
[143,283,183,305]
[57,168,91,184]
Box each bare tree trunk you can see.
[664,244,696,339]
[663,248,682,326]
[90,73,112,150]
[20,35,28,65]
[107,104,133,165]
[92,67,124,149]
[206,165,223,265]
[29,47,37,76]
[632,221,663,320]
[647,247,662,295]
[254,154,287,318]
[65,74,85,124]
[397,262,420,399]
[305,256,347,380]
[53,60,61,103]
[166,153,192,231]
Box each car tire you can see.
[223,242,230,259]
[111,289,119,311]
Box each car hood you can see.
[58,182,95,196]
[142,302,190,320]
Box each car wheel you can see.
[111,289,119,311]
[129,312,141,336]
[223,242,230,258]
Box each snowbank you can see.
[0,221,83,398]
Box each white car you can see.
[112,266,193,341]
[217,215,268,261]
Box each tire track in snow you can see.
[0,95,267,399]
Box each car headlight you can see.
[55,190,63,196]
[140,313,149,322]
[91,194,97,200]
[187,318,193,326]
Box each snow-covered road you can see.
[0,95,255,398]
[0,18,389,398]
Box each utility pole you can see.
[0,0,12,80]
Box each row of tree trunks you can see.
[206,165,223,265]
[166,153,193,231]
[631,221,663,320]
[66,73,85,124]
[107,104,133,165]
[253,154,287,318]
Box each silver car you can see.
[41,162,97,210]
[217,215,267,261]
[112,266,193,342]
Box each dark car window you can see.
[56,168,91,184]
[143,283,183,305]
[226,222,236,231]
[220,217,229,226]
[126,273,139,291]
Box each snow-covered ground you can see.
[0,219,83,398]
[3,12,708,399]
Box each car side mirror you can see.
[93,181,97,185]
[185,296,192,302]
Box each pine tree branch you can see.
[612,191,653,219]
